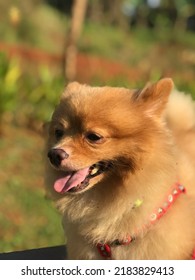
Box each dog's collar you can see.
[96,182,186,259]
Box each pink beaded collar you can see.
[96,182,186,259]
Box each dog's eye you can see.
[85,132,104,144]
[54,129,64,140]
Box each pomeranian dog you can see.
[45,78,195,259]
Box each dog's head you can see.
[45,78,173,195]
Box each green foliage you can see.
[0,2,69,54]
[0,53,21,120]
[20,66,65,123]
[0,53,65,127]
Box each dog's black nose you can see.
[47,148,69,167]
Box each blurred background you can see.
[0,0,195,253]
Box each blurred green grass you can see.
[0,125,64,252]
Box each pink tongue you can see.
[54,167,90,193]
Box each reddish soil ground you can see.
[0,41,144,83]
[1,41,194,89]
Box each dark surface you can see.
[0,245,67,260]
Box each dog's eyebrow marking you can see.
[53,119,69,129]
[61,120,69,128]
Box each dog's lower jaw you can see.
[67,173,105,194]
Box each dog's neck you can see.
[96,182,186,259]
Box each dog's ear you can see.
[133,78,174,117]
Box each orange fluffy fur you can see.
[45,78,195,259]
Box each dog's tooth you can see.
[91,167,99,175]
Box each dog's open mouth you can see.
[54,161,111,194]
